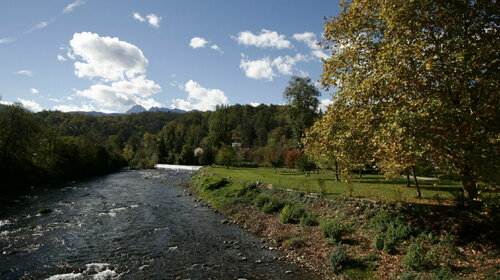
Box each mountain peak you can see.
[126,105,147,114]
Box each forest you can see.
[0,105,181,194]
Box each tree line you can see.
[0,104,181,194]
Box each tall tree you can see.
[283,76,320,145]
[319,0,499,200]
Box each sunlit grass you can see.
[205,166,464,204]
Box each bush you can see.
[279,204,306,224]
[403,233,458,271]
[201,176,230,191]
[403,239,430,271]
[300,213,319,226]
[399,271,421,280]
[431,267,458,280]
[320,219,353,242]
[363,252,380,271]
[370,209,414,253]
[254,193,287,213]
[284,237,305,248]
[253,193,271,208]
[329,243,350,273]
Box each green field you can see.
[205,166,464,203]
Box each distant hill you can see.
[126,105,147,114]
[68,105,187,116]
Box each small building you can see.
[194,147,203,157]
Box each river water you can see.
[0,169,315,279]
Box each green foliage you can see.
[300,213,319,227]
[398,271,421,280]
[296,153,316,174]
[370,209,413,253]
[320,218,353,242]
[431,267,458,280]
[328,243,350,273]
[199,176,230,191]
[316,0,500,200]
[215,145,237,167]
[279,204,306,224]
[0,104,132,194]
[283,76,320,144]
[253,193,288,214]
[403,240,430,271]
[284,237,305,249]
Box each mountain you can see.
[148,107,186,113]
[125,105,147,114]
[66,105,187,116]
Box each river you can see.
[0,169,315,279]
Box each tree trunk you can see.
[359,169,363,179]
[406,171,411,188]
[411,165,421,198]
[335,162,339,181]
[457,165,478,201]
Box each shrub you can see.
[201,176,230,191]
[399,271,421,280]
[363,252,380,271]
[404,233,458,271]
[329,243,350,273]
[300,213,319,226]
[403,239,430,271]
[431,267,458,280]
[253,193,271,208]
[320,219,353,242]
[284,237,305,248]
[254,194,287,213]
[279,204,306,224]
[370,209,414,253]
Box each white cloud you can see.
[319,98,333,112]
[15,70,33,77]
[239,56,275,81]
[133,12,162,28]
[0,100,13,105]
[250,102,261,107]
[211,44,223,53]
[57,54,67,61]
[76,75,162,111]
[0,37,16,44]
[293,32,329,59]
[63,0,85,14]
[271,54,308,75]
[24,21,50,34]
[31,88,39,94]
[69,32,148,81]
[293,32,317,49]
[240,54,308,81]
[17,98,43,112]
[146,14,162,28]
[234,29,292,49]
[68,32,162,112]
[49,98,62,102]
[52,103,96,112]
[133,12,145,22]
[171,80,229,111]
[189,37,208,49]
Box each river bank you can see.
[189,168,499,280]
[0,169,316,279]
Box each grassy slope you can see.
[190,169,499,279]
[206,166,463,204]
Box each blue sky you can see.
[0,0,341,113]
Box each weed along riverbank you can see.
[190,168,499,280]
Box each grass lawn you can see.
[205,166,464,204]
